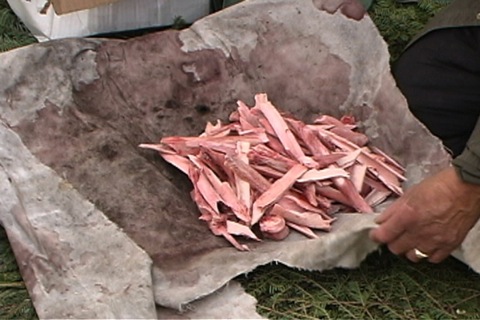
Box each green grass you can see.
[0,229,37,319]
[3,0,480,319]
[237,251,480,319]
[0,1,36,52]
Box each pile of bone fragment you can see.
[140,94,405,250]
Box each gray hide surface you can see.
[1,0,477,318]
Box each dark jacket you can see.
[409,0,480,184]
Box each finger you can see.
[405,249,422,263]
[369,211,407,244]
[405,248,434,263]
[428,248,454,264]
[386,234,416,256]
[373,197,405,224]
[373,207,396,224]
[339,0,366,20]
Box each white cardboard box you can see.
[8,0,211,42]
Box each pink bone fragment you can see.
[188,155,250,224]
[336,148,362,168]
[316,127,405,195]
[197,148,229,182]
[224,154,271,193]
[139,143,192,174]
[370,146,406,174]
[259,213,287,234]
[234,141,252,211]
[297,167,350,183]
[250,164,285,180]
[236,100,261,129]
[254,93,318,168]
[302,183,318,207]
[330,126,369,147]
[226,220,260,241]
[270,204,332,231]
[349,163,368,193]
[286,222,319,239]
[365,189,393,207]
[201,120,236,137]
[314,114,347,127]
[279,193,331,218]
[193,183,252,250]
[189,166,222,215]
[332,174,373,213]
[340,115,357,125]
[161,132,269,155]
[284,117,331,156]
[251,163,308,225]
[312,153,348,168]
[262,226,290,240]
[315,185,353,208]
[249,144,297,171]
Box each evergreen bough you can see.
[368,0,452,61]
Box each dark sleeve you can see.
[452,117,480,184]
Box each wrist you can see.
[450,165,480,194]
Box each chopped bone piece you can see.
[161,132,269,155]
[285,118,332,156]
[225,154,271,193]
[311,153,347,168]
[349,163,368,193]
[297,167,350,183]
[336,148,362,168]
[319,128,406,194]
[189,155,250,224]
[254,93,318,168]
[259,214,286,234]
[191,168,222,215]
[226,220,260,241]
[315,185,352,207]
[237,100,261,129]
[279,193,331,218]
[221,230,250,251]
[370,146,406,174]
[333,175,373,213]
[340,115,357,125]
[365,189,392,207]
[303,183,318,207]
[202,120,233,137]
[330,126,369,147]
[139,143,192,174]
[270,204,332,230]
[251,164,284,179]
[235,142,252,214]
[251,164,308,225]
[263,226,290,240]
[250,144,297,171]
[286,222,319,239]
[313,114,347,127]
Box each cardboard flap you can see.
[51,0,120,15]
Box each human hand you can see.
[369,166,480,263]
[313,0,367,21]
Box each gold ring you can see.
[414,248,428,259]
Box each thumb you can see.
[315,0,367,21]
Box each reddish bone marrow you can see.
[140,93,405,250]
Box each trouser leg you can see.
[392,27,480,157]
